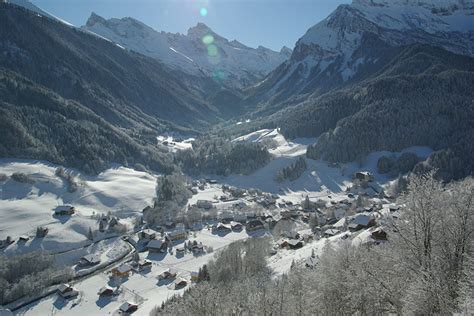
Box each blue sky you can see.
[31,0,350,51]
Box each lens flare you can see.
[202,34,214,45]
[207,44,218,57]
[200,7,208,17]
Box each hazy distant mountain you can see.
[83,13,291,89]
[247,0,474,108]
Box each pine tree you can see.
[87,227,94,240]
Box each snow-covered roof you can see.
[147,239,164,249]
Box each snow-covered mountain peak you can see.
[82,15,290,89]
[187,22,214,37]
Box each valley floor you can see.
[0,129,433,316]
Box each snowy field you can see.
[225,129,432,203]
[0,159,157,253]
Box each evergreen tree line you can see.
[153,173,474,315]
[0,251,73,304]
[175,136,271,176]
[0,71,175,174]
[276,157,307,182]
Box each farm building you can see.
[166,228,187,241]
[158,268,177,280]
[246,219,265,232]
[146,239,167,253]
[54,205,75,216]
[111,264,132,278]
[138,229,157,240]
[57,284,79,299]
[119,302,138,313]
[98,286,114,296]
[78,254,101,267]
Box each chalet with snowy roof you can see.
[174,278,188,289]
[119,302,138,313]
[192,243,204,254]
[231,221,243,231]
[158,268,177,280]
[111,264,132,278]
[165,228,187,241]
[371,227,388,241]
[57,284,78,299]
[213,222,232,233]
[348,214,376,232]
[354,171,374,182]
[54,205,75,216]
[287,239,303,249]
[138,229,157,240]
[98,286,114,296]
[324,228,341,238]
[146,239,167,253]
[78,254,101,267]
[246,219,265,232]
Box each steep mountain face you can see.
[248,0,474,109]
[83,13,291,89]
[6,0,73,25]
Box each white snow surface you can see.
[0,159,157,249]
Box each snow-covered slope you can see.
[82,13,291,89]
[6,0,73,26]
[253,0,474,100]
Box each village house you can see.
[78,254,101,267]
[371,227,388,242]
[348,214,376,232]
[230,221,243,231]
[111,264,132,278]
[138,229,157,240]
[119,302,138,314]
[57,284,79,299]
[134,259,152,271]
[246,219,265,232]
[98,286,114,296]
[158,268,177,280]
[174,278,188,289]
[192,243,204,255]
[146,239,167,253]
[19,235,29,242]
[213,222,232,233]
[165,228,187,242]
[354,171,374,182]
[54,205,75,216]
[287,239,304,249]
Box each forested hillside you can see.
[262,45,474,180]
[0,4,226,131]
[0,70,175,174]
